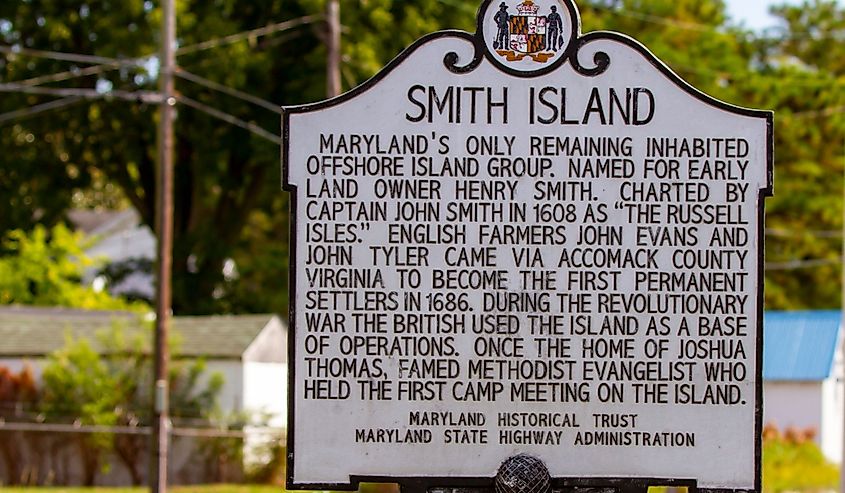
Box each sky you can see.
[724,0,805,30]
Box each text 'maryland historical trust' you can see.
[282,0,773,491]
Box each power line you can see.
[0,45,119,65]
[787,104,845,119]
[0,16,318,98]
[177,95,282,145]
[0,15,320,96]
[593,5,726,33]
[766,258,841,271]
[0,15,322,71]
[0,84,161,103]
[592,3,845,40]
[768,228,844,238]
[175,68,282,114]
[0,14,321,95]
[445,0,764,85]
[673,63,843,88]
[5,57,148,88]
[520,3,845,89]
[174,15,323,57]
[0,96,85,125]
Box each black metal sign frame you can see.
[282,0,774,491]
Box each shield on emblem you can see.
[510,14,546,54]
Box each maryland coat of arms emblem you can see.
[493,0,564,63]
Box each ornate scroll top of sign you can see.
[283,0,773,492]
[452,0,607,77]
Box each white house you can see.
[763,310,844,463]
[0,305,287,485]
[68,208,241,303]
[68,208,156,300]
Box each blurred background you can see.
[0,0,844,491]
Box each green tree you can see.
[0,223,139,309]
[4,0,845,311]
[40,335,122,486]
[762,425,839,492]
[581,0,754,96]
[91,324,224,486]
[0,0,474,315]
[752,0,845,309]
[582,0,845,309]
[39,322,224,485]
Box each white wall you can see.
[243,362,287,427]
[190,359,287,425]
[764,381,829,454]
[242,362,287,467]
[0,357,42,376]
[764,381,823,431]
[821,376,843,463]
[243,317,286,364]
[204,360,245,415]
[821,330,845,464]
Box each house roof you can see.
[764,310,841,381]
[68,209,139,236]
[0,306,281,360]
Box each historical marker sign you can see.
[283,0,773,491]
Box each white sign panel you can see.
[283,0,773,491]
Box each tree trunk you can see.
[78,438,100,487]
[114,434,145,486]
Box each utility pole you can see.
[326,0,341,98]
[152,0,175,491]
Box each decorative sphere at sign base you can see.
[495,455,552,493]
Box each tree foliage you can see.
[0,0,844,311]
[760,1,845,309]
[38,322,224,485]
[40,335,123,485]
[0,0,472,315]
[586,0,845,310]
[580,0,845,309]
[762,424,839,492]
[0,224,140,309]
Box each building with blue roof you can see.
[764,310,843,463]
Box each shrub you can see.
[763,423,839,493]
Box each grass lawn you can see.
[2,486,282,493]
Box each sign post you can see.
[283,1,773,492]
